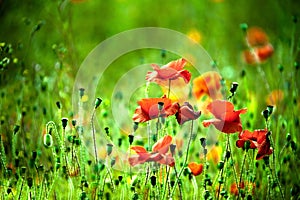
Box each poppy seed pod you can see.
[267,105,274,116]
[71,119,76,127]
[106,144,113,156]
[79,88,85,98]
[56,101,61,109]
[200,138,206,148]
[158,102,164,111]
[286,133,291,142]
[262,109,269,121]
[170,144,176,155]
[95,98,102,109]
[128,134,134,145]
[133,122,139,132]
[150,175,156,186]
[61,118,68,129]
[230,82,239,94]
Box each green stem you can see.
[170,120,194,198]
[237,151,247,199]
[91,109,98,164]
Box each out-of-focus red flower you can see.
[236,129,273,160]
[146,58,191,84]
[132,95,179,123]
[230,181,256,196]
[128,135,175,167]
[176,102,201,125]
[243,27,274,64]
[243,44,274,64]
[202,100,247,134]
[188,162,203,176]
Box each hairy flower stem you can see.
[91,109,98,165]
[170,120,194,198]
[192,176,198,199]
[237,151,247,199]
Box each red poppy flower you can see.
[188,162,203,176]
[132,95,179,123]
[146,58,191,84]
[236,129,273,160]
[202,100,247,134]
[243,27,274,65]
[128,135,175,167]
[176,102,201,125]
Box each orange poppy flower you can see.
[246,27,269,47]
[192,71,222,100]
[236,129,273,160]
[132,95,179,123]
[188,162,203,176]
[230,182,245,196]
[128,135,175,167]
[202,100,247,134]
[146,58,191,84]
[266,90,284,106]
[176,102,201,125]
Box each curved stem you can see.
[91,109,98,164]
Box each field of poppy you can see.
[0,0,300,199]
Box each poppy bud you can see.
[292,15,298,23]
[106,144,113,156]
[200,137,206,148]
[133,122,139,132]
[291,140,297,151]
[170,144,176,155]
[61,118,68,129]
[118,175,123,182]
[104,127,109,135]
[158,102,164,111]
[278,64,284,72]
[240,23,248,32]
[74,138,81,146]
[286,133,291,142]
[226,151,231,159]
[72,119,76,127]
[21,166,27,176]
[218,161,224,170]
[56,101,61,109]
[43,134,53,148]
[118,138,122,147]
[150,175,156,186]
[79,88,85,98]
[111,157,116,167]
[161,49,166,58]
[13,125,20,135]
[267,105,274,116]
[32,151,37,160]
[230,82,239,95]
[262,109,269,121]
[95,98,102,109]
[294,61,299,70]
[27,177,33,188]
[128,134,134,145]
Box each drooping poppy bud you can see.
[43,134,53,148]
[95,98,102,109]
[106,144,113,156]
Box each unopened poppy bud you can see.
[27,177,33,188]
[56,101,61,109]
[278,64,284,72]
[128,134,134,145]
[111,157,116,167]
[262,109,269,121]
[13,125,20,135]
[104,127,109,135]
[158,102,164,111]
[294,61,299,70]
[133,122,139,132]
[267,105,274,116]
[150,175,156,186]
[286,133,291,142]
[79,88,85,98]
[106,144,113,156]
[240,23,248,32]
[292,15,298,23]
[72,119,76,127]
[118,175,123,182]
[43,134,53,148]
[170,144,176,155]
[291,140,297,151]
[61,118,68,129]
[200,137,206,148]
[161,49,166,58]
[226,151,231,159]
[263,156,270,165]
[230,82,239,94]
[218,161,224,170]
[32,151,37,160]
[95,98,102,109]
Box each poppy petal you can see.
[152,135,173,153]
[188,162,203,176]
